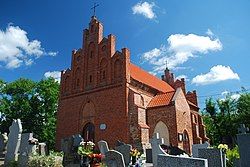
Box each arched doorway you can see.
[82,122,95,142]
[153,121,170,145]
[183,130,190,153]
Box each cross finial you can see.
[165,59,169,70]
[91,2,99,17]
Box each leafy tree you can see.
[237,93,250,127]
[0,78,59,150]
[203,96,238,146]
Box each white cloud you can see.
[231,94,240,100]
[44,71,61,82]
[47,51,58,57]
[132,2,156,19]
[141,31,222,74]
[221,91,229,96]
[176,75,189,81]
[0,25,57,69]
[221,90,241,100]
[192,65,240,85]
[206,29,214,37]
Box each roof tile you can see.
[147,91,175,108]
[130,63,174,93]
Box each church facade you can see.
[55,16,208,153]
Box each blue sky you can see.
[0,0,249,108]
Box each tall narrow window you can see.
[102,71,106,79]
[89,75,92,83]
[76,79,80,87]
[90,51,94,58]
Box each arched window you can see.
[114,59,122,79]
[64,76,70,92]
[75,68,81,89]
[88,43,95,59]
[183,130,190,153]
[82,122,95,142]
[100,58,108,82]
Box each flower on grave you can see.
[89,153,103,164]
[218,144,228,153]
[77,141,95,156]
[130,148,140,157]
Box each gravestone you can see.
[98,140,109,155]
[18,133,37,167]
[115,143,132,166]
[105,150,125,167]
[0,135,4,153]
[150,133,167,167]
[61,136,75,166]
[237,124,250,167]
[4,119,22,165]
[146,148,152,163]
[238,124,249,134]
[38,143,48,155]
[73,134,83,147]
[192,142,209,158]
[198,148,225,167]
[157,154,208,167]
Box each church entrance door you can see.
[82,122,95,142]
[153,121,170,145]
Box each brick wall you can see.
[147,105,178,146]
[56,84,128,149]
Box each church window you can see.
[178,133,183,142]
[76,79,80,87]
[90,51,94,58]
[89,75,92,83]
[114,59,122,79]
[65,76,70,92]
[102,71,106,79]
[140,95,144,107]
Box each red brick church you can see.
[55,16,208,153]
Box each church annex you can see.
[55,16,208,153]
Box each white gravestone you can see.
[150,133,168,167]
[98,140,110,155]
[4,119,22,165]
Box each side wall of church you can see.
[173,88,194,152]
[128,85,154,148]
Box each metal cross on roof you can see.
[91,2,99,17]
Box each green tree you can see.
[237,93,250,127]
[203,96,238,146]
[0,78,59,150]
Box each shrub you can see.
[226,146,240,167]
[28,151,63,167]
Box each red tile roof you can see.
[130,63,174,93]
[147,91,175,108]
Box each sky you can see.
[0,0,250,109]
